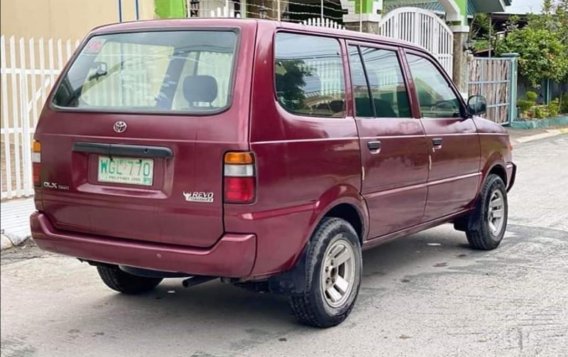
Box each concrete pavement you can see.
[1,134,567,356]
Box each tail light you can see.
[224,152,256,204]
[32,140,41,187]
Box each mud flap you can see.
[268,242,310,295]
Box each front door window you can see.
[406,54,462,118]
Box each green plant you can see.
[517,99,534,114]
[517,91,539,119]
[496,0,568,87]
[470,14,496,53]
[548,98,560,117]
[534,105,547,118]
[526,91,539,102]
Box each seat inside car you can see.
[183,75,218,109]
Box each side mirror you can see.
[467,95,487,116]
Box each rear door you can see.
[348,44,429,238]
[35,27,254,248]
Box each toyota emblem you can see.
[113,121,127,133]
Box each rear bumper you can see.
[31,212,256,278]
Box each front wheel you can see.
[465,174,508,250]
[289,218,362,328]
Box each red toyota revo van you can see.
[31,19,516,327]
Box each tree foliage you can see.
[470,13,493,52]
[496,0,568,86]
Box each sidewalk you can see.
[1,197,34,249]
[1,126,566,250]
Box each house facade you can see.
[0,0,155,40]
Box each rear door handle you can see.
[367,140,382,153]
[432,138,443,151]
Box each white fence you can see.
[1,36,80,200]
[302,18,344,29]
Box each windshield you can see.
[53,30,238,114]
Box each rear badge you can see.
[113,121,127,133]
[43,181,69,190]
[183,191,214,203]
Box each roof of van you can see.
[89,18,427,53]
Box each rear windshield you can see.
[53,30,238,114]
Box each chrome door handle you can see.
[367,140,382,154]
[432,138,443,151]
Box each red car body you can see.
[31,19,515,281]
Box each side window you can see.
[406,54,462,118]
[275,33,345,117]
[360,47,411,118]
[348,46,373,117]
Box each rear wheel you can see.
[465,174,508,250]
[289,218,362,328]
[97,265,162,294]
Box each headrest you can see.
[183,75,218,103]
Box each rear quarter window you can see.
[52,30,237,114]
[274,33,345,118]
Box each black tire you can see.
[465,174,508,250]
[97,265,162,294]
[289,217,362,328]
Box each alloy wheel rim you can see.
[320,236,356,308]
[487,190,505,236]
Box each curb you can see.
[1,234,15,250]
[512,128,568,145]
[510,116,568,129]
[0,232,30,251]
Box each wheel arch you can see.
[455,161,508,232]
[487,163,507,186]
[323,203,365,243]
[298,187,369,264]
[481,148,508,186]
[268,187,368,295]
[309,184,369,244]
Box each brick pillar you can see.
[450,0,470,97]
[451,28,470,97]
[342,0,382,34]
[344,21,379,34]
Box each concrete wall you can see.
[1,0,155,40]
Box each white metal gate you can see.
[379,7,453,75]
[1,36,80,200]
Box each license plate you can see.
[98,156,153,186]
